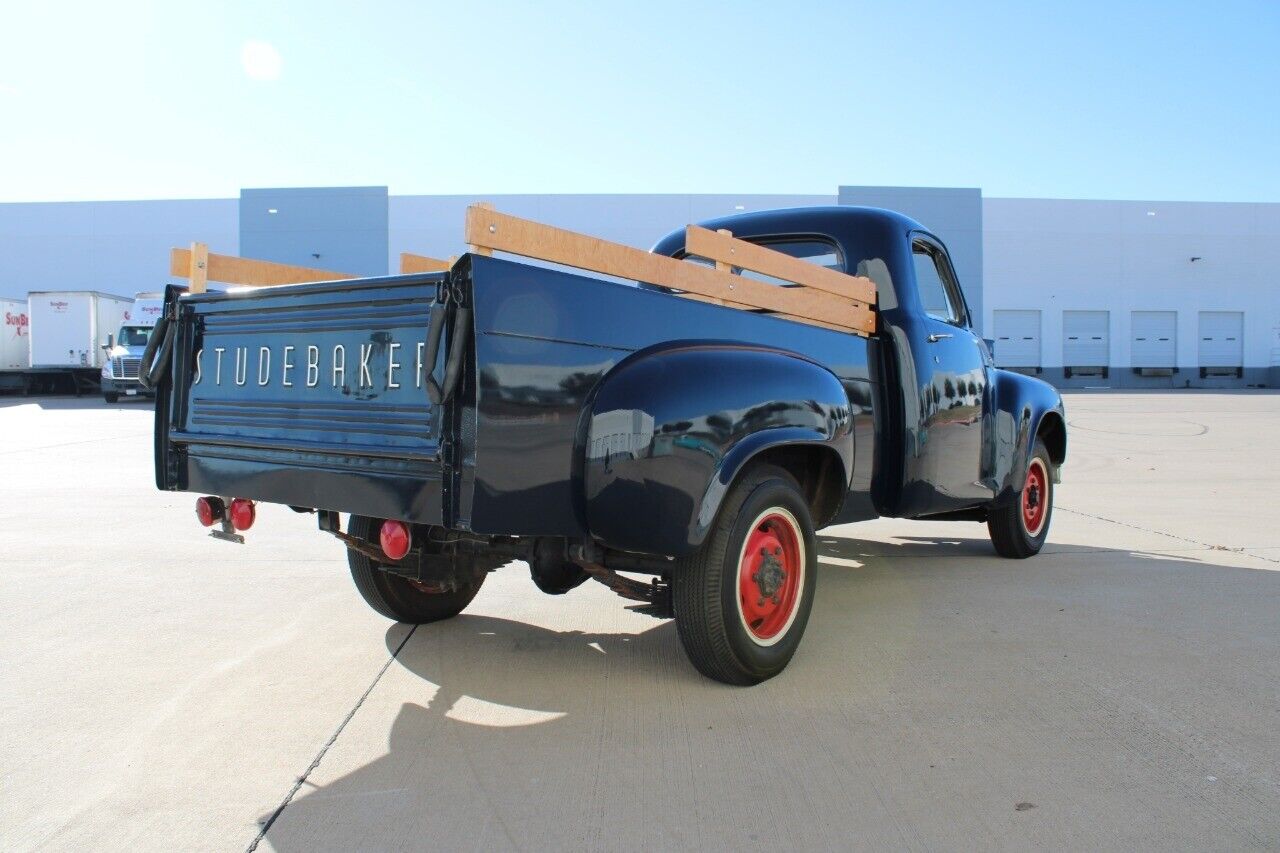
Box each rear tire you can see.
[346,515,485,623]
[988,438,1053,559]
[672,464,817,685]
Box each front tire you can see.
[988,438,1054,558]
[346,515,485,623]
[103,393,119,404]
[672,465,817,685]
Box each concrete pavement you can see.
[1,392,1277,851]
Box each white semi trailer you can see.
[0,297,31,393]
[24,290,132,394]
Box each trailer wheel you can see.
[346,515,485,624]
[988,438,1054,558]
[672,464,817,685]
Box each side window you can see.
[912,242,965,326]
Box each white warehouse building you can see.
[1,185,1275,388]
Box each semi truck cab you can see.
[102,292,164,402]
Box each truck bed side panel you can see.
[463,256,879,537]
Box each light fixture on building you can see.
[1190,256,1202,262]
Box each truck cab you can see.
[102,293,164,402]
[650,206,1066,525]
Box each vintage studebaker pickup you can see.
[143,205,1066,685]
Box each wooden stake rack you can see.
[171,204,876,336]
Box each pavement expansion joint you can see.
[1058,506,1280,564]
[245,624,419,852]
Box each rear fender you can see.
[583,342,853,557]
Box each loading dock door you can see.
[992,310,1041,368]
[1131,311,1176,367]
[1198,311,1243,368]
[1063,311,1110,369]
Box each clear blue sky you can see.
[2,0,1277,203]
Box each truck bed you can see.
[158,254,880,542]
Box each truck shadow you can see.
[256,536,1280,851]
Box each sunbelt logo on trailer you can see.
[48,300,69,313]
[4,312,27,336]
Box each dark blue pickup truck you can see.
[146,205,1066,685]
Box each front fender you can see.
[988,368,1067,506]
[583,342,854,557]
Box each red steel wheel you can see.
[673,464,817,684]
[1022,457,1049,537]
[735,507,805,646]
[988,437,1054,559]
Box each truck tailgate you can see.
[159,275,450,523]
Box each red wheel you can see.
[736,509,805,645]
[673,465,817,685]
[1021,457,1049,537]
[988,438,1054,558]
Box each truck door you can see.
[904,235,994,513]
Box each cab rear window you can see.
[683,238,843,287]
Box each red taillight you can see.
[380,520,411,560]
[229,498,256,531]
[195,496,224,527]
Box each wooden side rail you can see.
[464,205,875,335]
[399,252,452,274]
[171,206,878,336]
[684,225,876,308]
[170,243,355,294]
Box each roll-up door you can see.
[1130,311,1176,367]
[1063,311,1109,375]
[993,310,1041,369]
[1198,311,1243,374]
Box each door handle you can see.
[927,333,953,343]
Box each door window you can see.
[912,242,966,327]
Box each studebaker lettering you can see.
[191,340,426,391]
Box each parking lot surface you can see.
[2,392,1278,851]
